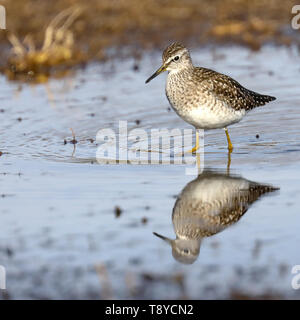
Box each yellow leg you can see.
[187,130,199,153]
[227,150,231,174]
[225,128,233,153]
[196,152,201,174]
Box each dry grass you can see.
[5,6,85,81]
[0,0,298,81]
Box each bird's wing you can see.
[194,67,276,111]
[173,174,278,238]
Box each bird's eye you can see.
[183,249,189,254]
[174,56,179,61]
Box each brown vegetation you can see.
[0,0,297,81]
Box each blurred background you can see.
[0,0,298,81]
[0,0,300,300]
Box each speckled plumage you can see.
[161,42,276,130]
[172,172,277,240]
[162,42,186,62]
[154,171,278,264]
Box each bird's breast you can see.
[166,74,245,129]
[166,74,199,119]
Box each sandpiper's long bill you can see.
[145,42,276,153]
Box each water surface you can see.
[0,45,300,299]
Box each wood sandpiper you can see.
[153,171,278,264]
[145,42,276,153]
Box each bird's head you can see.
[145,42,192,83]
[153,232,201,265]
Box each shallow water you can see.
[0,45,300,299]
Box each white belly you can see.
[175,104,246,130]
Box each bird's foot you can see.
[187,145,199,154]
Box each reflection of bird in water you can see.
[154,171,278,265]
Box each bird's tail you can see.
[253,93,276,107]
[246,183,279,204]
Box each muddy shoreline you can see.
[0,0,299,81]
